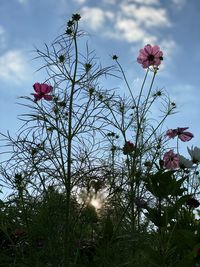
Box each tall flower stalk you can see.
[64,17,79,266]
[106,45,169,234]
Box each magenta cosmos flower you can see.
[166,127,194,142]
[137,44,163,69]
[32,83,53,101]
[163,150,179,169]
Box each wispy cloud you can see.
[73,0,86,4]
[114,18,157,44]
[160,39,176,57]
[79,0,173,50]
[131,0,159,4]
[17,0,28,4]
[0,50,30,84]
[120,4,170,28]
[0,26,6,48]
[171,0,186,9]
[103,0,159,4]
[81,7,113,30]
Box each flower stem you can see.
[64,23,79,267]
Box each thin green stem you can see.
[176,137,179,154]
[115,59,136,107]
[141,71,156,120]
[136,68,149,109]
[64,23,79,267]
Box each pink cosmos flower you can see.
[137,44,163,69]
[166,127,194,142]
[32,83,53,101]
[163,150,179,169]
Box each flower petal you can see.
[40,84,53,93]
[154,58,161,66]
[33,83,41,93]
[137,57,144,64]
[139,49,148,57]
[179,132,194,142]
[43,94,53,101]
[166,129,177,138]
[144,44,152,55]
[33,93,42,101]
[142,60,150,68]
[177,127,189,132]
[152,45,160,55]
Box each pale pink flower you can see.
[187,146,200,164]
[166,127,194,142]
[163,150,179,169]
[137,44,163,69]
[166,129,177,139]
[32,83,53,101]
[179,155,193,169]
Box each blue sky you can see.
[0,0,200,157]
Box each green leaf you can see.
[145,207,164,227]
[145,170,186,198]
[172,229,196,249]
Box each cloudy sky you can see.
[0,0,200,156]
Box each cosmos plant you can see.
[0,14,200,267]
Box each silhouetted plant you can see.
[1,14,200,267]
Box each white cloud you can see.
[120,4,171,28]
[103,0,159,4]
[0,26,6,48]
[73,0,87,4]
[0,26,5,37]
[81,7,114,30]
[116,19,144,42]
[171,0,186,9]
[80,5,160,43]
[160,39,176,57]
[115,19,156,44]
[116,3,171,46]
[81,7,105,30]
[79,1,175,58]
[0,50,30,84]
[129,0,159,4]
[103,0,117,3]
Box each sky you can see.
[0,0,200,158]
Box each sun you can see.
[90,197,102,210]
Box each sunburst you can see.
[90,197,102,210]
